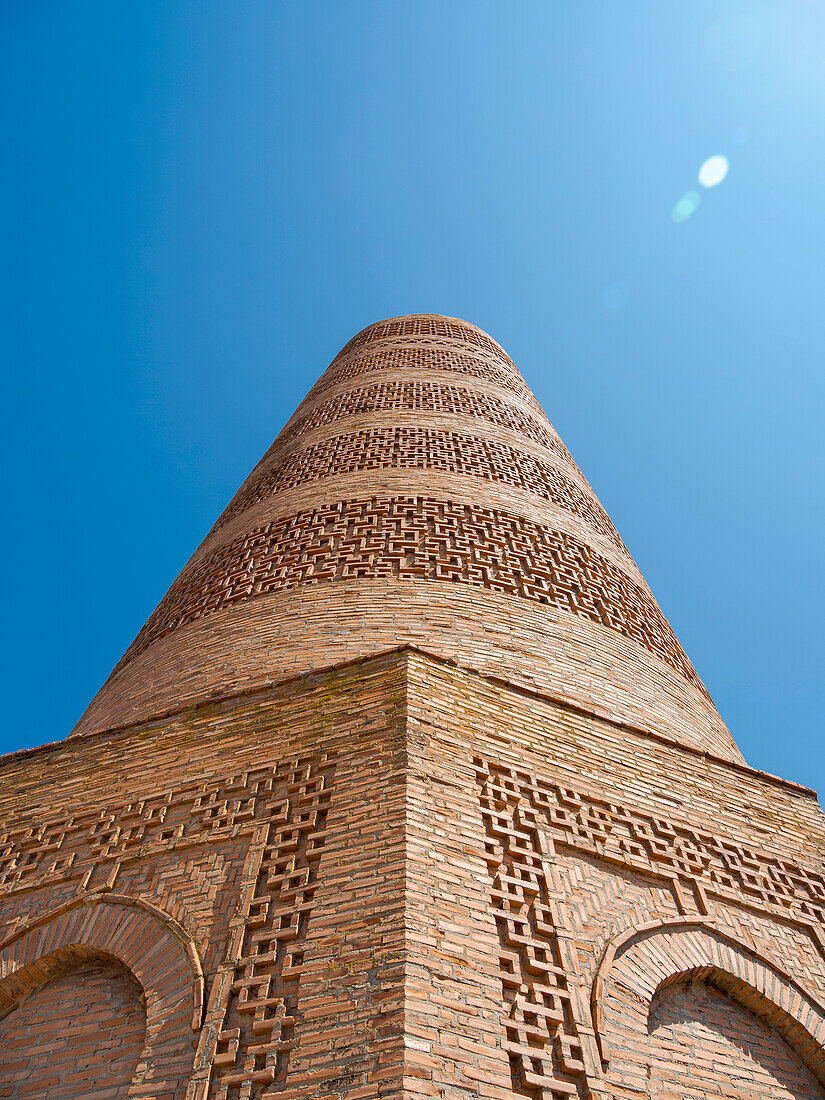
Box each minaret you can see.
[2,316,825,1100]
[74,315,738,763]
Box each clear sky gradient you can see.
[3,3,824,789]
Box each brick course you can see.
[2,316,823,1099]
[0,960,145,1098]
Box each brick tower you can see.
[1,315,824,1100]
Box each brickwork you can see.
[0,654,408,1099]
[331,314,521,371]
[119,497,698,687]
[0,959,145,1099]
[3,316,823,1098]
[75,315,737,761]
[277,380,568,459]
[301,344,539,410]
[647,981,822,1100]
[212,427,624,550]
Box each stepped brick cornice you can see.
[73,314,740,762]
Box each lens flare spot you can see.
[672,191,700,223]
[698,155,729,187]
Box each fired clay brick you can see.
[1,315,824,1100]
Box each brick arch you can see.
[592,918,825,1087]
[0,893,204,1097]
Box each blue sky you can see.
[3,2,823,789]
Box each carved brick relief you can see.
[473,758,825,949]
[120,497,697,687]
[197,759,333,1098]
[474,757,825,1099]
[213,426,626,553]
[0,754,335,1098]
[0,768,267,903]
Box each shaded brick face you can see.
[0,959,145,1098]
[647,980,823,1099]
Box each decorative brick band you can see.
[119,496,700,688]
[334,315,519,375]
[214,426,626,550]
[278,380,569,461]
[474,759,825,929]
[478,767,587,1095]
[304,343,536,408]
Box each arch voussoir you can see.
[592,918,825,1086]
[0,893,204,1097]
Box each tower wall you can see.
[2,317,823,1098]
[3,650,825,1098]
[73,316,739,764]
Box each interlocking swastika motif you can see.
[0,755,334,1098]
[213,427,626,552]
[118,497,699,688]
[474,759,825,932]
[205,758,333,1098]
[302,342,537,408]
[278,380,570,462]
[0,769,278,897]
[477,765,587,1099]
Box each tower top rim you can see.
[336,314,513,361]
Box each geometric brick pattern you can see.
[119,496,701,687]
[302,343,539,408]
[473,757,825,929]
[0,765,298,899]
[214,426,625,551]
[190,758,333,1099]
[2,646,825,1098]
[473,756,825,1099]
[331,313,523,371]
[277,380,570,460]
[478,768,586,1098]
[75,312,733,762]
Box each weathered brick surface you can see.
[2,316,824,1098]
[0,959,145,1098]
[1,654,408,1099]
[647,981,822,1099]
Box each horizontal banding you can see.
[278,379,568,462]
[117,495,701,690]
[333,314,519,376]
[303,341,539,410]
[212,425,627,553]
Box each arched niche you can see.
[0,893,203,1098]
[0,948,147,1097]
[591,918,825,1093]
